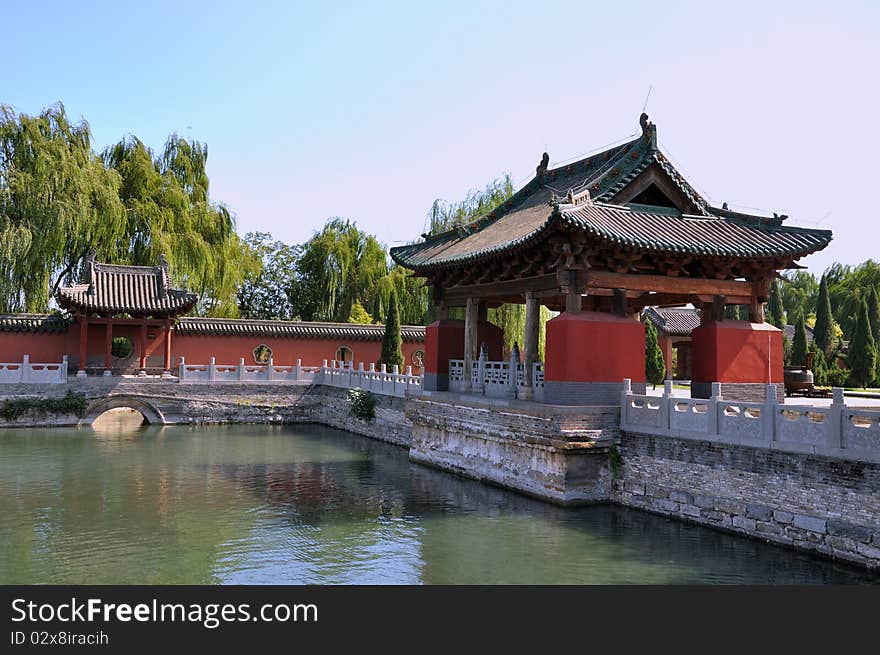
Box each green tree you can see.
[295,218,388,322]
[848,298,877,389]
[767,279,786,329]
[825,261,880,339]
[348,299,373,324]
[780,271,818,328]
[868,286,880,382]
[791,315,809,367]
[380,291,404,369]
[810,345,827,386]
[0,103,125,312]
[237,232,300,320]
[812,275,835,359]
[103,134,257,316]
[644,320,666,388]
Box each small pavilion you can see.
[391,114,832,403]
[56,255,198,376]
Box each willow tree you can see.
[102,135,257,316]
[0,103,125,312]
[295,218,388,322]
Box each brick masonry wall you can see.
[615,429,880,569]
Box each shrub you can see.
[111,336,133,359]
[348,388,377,422]
[0,390,87,421]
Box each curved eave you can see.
[559,208,833,260]
[55,291,200,319]
[390,210,559,273]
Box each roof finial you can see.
[536,152,549,186]
[639,112,658,151]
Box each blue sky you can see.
[5,0,878,275]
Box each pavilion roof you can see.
[56,257,199,318]
[390,116,832,273]
[643,307,701,336]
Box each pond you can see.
[0,414,875,584]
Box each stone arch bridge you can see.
[5,378,318,427]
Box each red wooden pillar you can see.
[139,322,148,373]
[77,315,88,376]
[163,321,173,374]
[104,323,113,374]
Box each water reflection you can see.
[0,423,876,584]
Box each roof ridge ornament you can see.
[86,250,97,296]
[158,253,170,298]
[639,112,658,151]
[536,152,549,186]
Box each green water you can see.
[0,415,875,584]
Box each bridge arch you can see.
[81,395,167,427]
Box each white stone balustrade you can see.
[177,357,423,397]
[448,358,544,400]
[620,379,880,462]
[315,360,422,398]
[0,355,68,384]
[178,357,319,384]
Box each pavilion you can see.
[56,255,198,377]
[390,114,832,403]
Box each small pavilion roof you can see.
[643,307,701,336]
[56,256,198,318]
[390,115,832,272]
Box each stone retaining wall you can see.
[615,429,880,569]
[406,393,616,504]
[302,385,411,447]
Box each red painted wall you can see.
[0,322,426,372]
[545,311,646,383]
[0,333,68,362]
[173,334,424,369]
[423,320,503,375]
[691,321,783,384]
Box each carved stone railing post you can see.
[179,356,186,381]
[763,383,778,444]
[660,379,674,430]
[476,342,487,395]
[509,342,520,399]
[238,357,245,381]
[209,356,216,382]
[828,387,844,450]
[61,355,69,382]
[709,382,722,436]
[621,378,633,425]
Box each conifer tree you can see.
[767,280,786,329]
[380,291,404,370]
[813,275,835,358]
[644,320,666,388]
[791,315,809,367]
[848,298,877,389]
